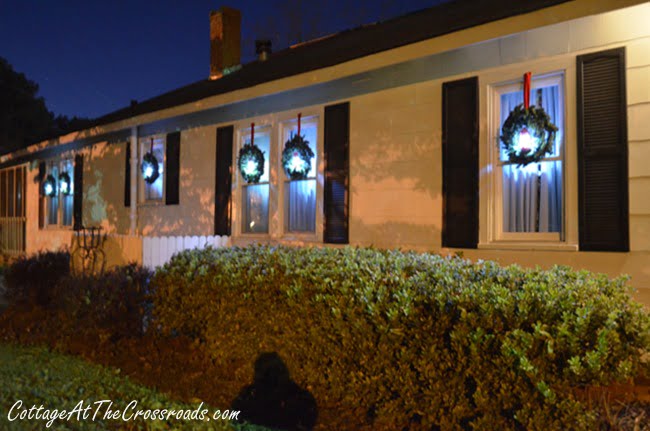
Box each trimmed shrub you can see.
[53,263,153,338]
[152,245,650,431]
[5,250,70,307]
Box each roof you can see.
[89,0,571,129]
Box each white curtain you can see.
[501,87,563,233]
[286,179,316,232]
[243,184,269,233]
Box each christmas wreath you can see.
[500,104,557,166]
[238,143,265,183]
[58,171,73,195]
[282,134,314,180]
[141,152,160,184]
[43,174,57,197]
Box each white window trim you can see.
[138,135,166,205]
[478,58,579,251]
[43,158,74,230]
[231,107,324,243]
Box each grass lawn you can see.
[0,344,272,431]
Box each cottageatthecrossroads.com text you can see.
[7,399,240,428]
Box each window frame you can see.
[231,108,324,243]
[43,158,74,229]
[138,135,166,205]
[479,60,579,251]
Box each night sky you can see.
[1,1,446,120]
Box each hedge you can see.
[151,245,650,431]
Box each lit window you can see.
[492,73,564,241]
[240,126,270,234]
[282,117,317,233]
[44,159,74,228]
[140,137,164,202]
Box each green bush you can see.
[53,263,153,338]
[151,245,650,431]
[5,250,70,307]
[0,344,273,431]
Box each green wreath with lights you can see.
[500,104,558,167]
[58,171,73,195]
[141,152,160,184]
[238,143,265,183]
[43,174,57,197]
[282,134,314,180]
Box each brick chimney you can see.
[210,6,241,80]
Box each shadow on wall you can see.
[231,352,318,431]
[349,219,443,252]
[82,136,215,237]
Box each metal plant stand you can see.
[71,226,107,276]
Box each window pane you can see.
[285,179,316,232]
[48,165,59,225]
[242,129,271,183]
[7,170,14,217]
[242,184,269,233]
[62,195,73,226]
[143,140,164,201]
[16,167,23,218]
[502,161,562,232]
[283,119,317,178]
[0,171,6,218]
[500,82,563,233]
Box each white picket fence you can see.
[142,235,230,269]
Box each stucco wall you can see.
[137,126,216,236]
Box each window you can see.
[240,126,270,234]
[281,117,318,233]
[490,72,565,243]
[235,112,322,239]
[44,159,74,228]
[140,137,164,202]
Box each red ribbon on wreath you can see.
[250,122,255,146]
[297,113,301,136]
[523,72,532,109]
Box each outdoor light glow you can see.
[289,154,307,173]
[244,160,259,176]
[144,165,154,179]
[44,183,54,196]
[514,128,534,153]
[60,181,69,194]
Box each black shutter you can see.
[324,102,350,244]
[215,125,234,235]
[38,161,45,229]
[442,76,479,248]
[73,154,83,231]
[577,48,628,251]
[124,141,131,207]
[165,131,181,205]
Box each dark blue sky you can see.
[1,1,444,120]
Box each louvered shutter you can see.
[442,77,479,248]
[215,125,234,236]
[577,48,629,251]
[38,162,45,229]
[73,154,83,231]
[324,102,350,244]
[165,131,181,205]
[124,142,131,207]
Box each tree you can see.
[0,57,90,155]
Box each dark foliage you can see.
[4,250,70,307]
[0,57,91,155]
[53,264,153,339]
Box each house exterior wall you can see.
[17,1,650,302]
